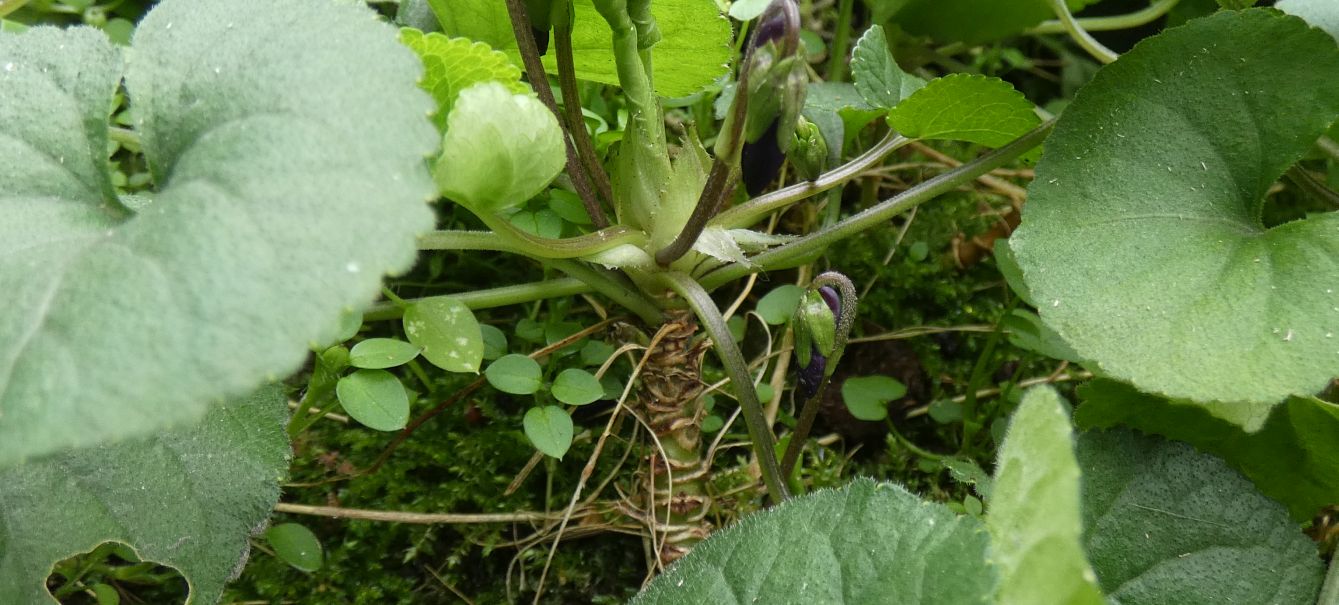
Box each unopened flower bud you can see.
[718,0,808,195]
[794,286,841,400]
[790,117,827,181]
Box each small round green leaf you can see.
[579,340,616,367]
[1011,10,1339,404]
[265,523,324,573]
[403,298,484,373]
[841,375,906,421]
[756,285,804,325]
[485,354,543,395]
[348,338,421,369]
[90,583,120,605]
[435,82,565,212]
[524,406,573,459]
[336,369,411,432]
[552,369,604,406]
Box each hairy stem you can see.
[713,131,911,229]
[554,0,614,227]
[1285,165,1339,210]
[702,121,1055,289]
[1046,0,1118,64]
[504,0,607,225]
[417,224,644,259]
[659,272,790,503]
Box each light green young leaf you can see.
[427,0,731,97]
[551,368,604,405]
[728,0,772,21]
[265,523,324,573]
[989,387,1104,605]
[756,284,804,325]
[404,298,484,373]
[850,25,926,109]
[524,405,574,459]
[1278,0,1339,41]
[337,369,411,432]
[840,375,906,421]
[399,28,528,130]
[435,82,565,213]
[1075,378,1339,522]
[485,354,543,395]
[632,478,995,604]
[1011,10,1339,405]
[0,0,437,467]
[0,387,290,604]
[888,74,1040,147]
[1077,429,1324,604]
[889,0,1101,45]
[348,338,422,369]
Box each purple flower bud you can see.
[818,286,840,316]
[797,345,827,401]
[740,119,784,196]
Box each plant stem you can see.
[659,272,790,503]
[554,0,614,227]
[503,0,607,226]
[363,278,593,321]
[702,120,1055,289]
[713,131,911,229]
[1046,0,1118,64]
[824,0,855,81]
[274,502,561,524]
[551,259,665,325]
[417,225,643,259]
[958,300,1014,454]
[1028,0,1179,34]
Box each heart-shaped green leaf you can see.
[631,478,995,604]
[990,387,1104,605]
[0,0,437,467]
[841,375,906,421]
[404,298,484,373]
[336,369,411,432]
[1077,429,1325,604]
[551,368,603,405]
[0,387,290,604]
[265,523,324,573]
[485,354,543,395]
[524,405,573,459]
[1011,10,1339,405]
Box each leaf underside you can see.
[0,387,291,604]
[0,0,438,466]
